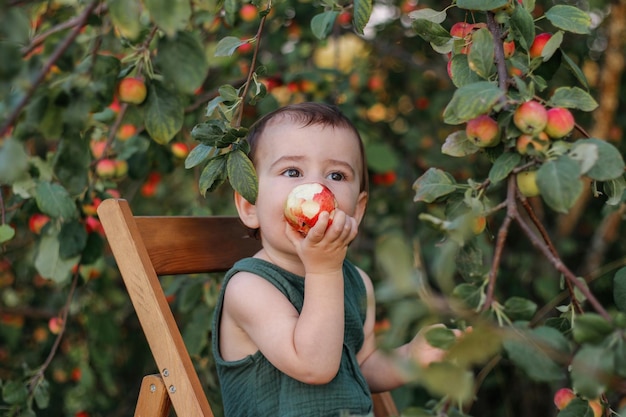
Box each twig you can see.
[0,1,99,137]
[482,175,516,312]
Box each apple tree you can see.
[1,0,625,416]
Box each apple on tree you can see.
[284,183,338,236]
[513,100,548,135]
[465,114,500,147]
[117,77,147,104]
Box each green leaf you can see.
[0,41,23,81]
[106,0,142,40]
[561,52,589,90]
[467,28,495,79]
[143,0,191,37]
[310,11,339,40]
[353,0,373,36]
[443,81,505,125]
[156,31,208,94]
[35,233,80,284]
[510,4,535,50]
[422,362,474,403]
[199,155,228,197]
[441,130,480,157]
[35,181,78,220]
[144,82,184,145]
[536,156,584,213]
[53,136,90,196]
[614,267,626,313]
[425,327,457,350]
[568,142,598,175]
[502,326,568,382]
[573,313,614,344]
[365,142,399,172]
[0,224,15,244]
[375,233,421,295]
[58,220,88,259]
[456,0,508,11]
[215,36,246,57]
[412,168,457,203]
[575,138,626,181]
[545,5,591,34]
[185,143,216,169]
[0,137,29,185]
[227,149,258,204]
[452,283,484,310]
[408,8,447,24]
[603,176,626,206]
[548,86,598,111]
[537,30,563,61]
[2,379,28,404]
[412,20,452,47]
[183,304,212,355]
[446,324,502,366]
[503,297,537,321]
[33,378,50,409]
[448,54,482,88]
[571,346,613,398]
[489,152,521,184]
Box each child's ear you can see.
[234,191,260,229]
[353,191,368,226]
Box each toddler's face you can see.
[252,120,367,238]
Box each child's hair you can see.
[246,102,369,193]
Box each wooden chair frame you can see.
[98,198,398,417]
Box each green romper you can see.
[212,258,373,417]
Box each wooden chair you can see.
[97,198,399,417]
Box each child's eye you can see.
[282,168,301,178]
[328,172,345,181]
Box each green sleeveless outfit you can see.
[212,257,373,417]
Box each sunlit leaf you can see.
[441,130,480,157]
[545,5,591,34]
[467,28,495,79]
[443,81,505,125]
[412,168,457,203]
[408,8,447,24]
[548,86,598,111]
[0,224,15,244]
[353,0,373,35]
[0,137,29,185]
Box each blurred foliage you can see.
[1,0,626,416]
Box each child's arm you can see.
[221,210,359,385]
[356,269,454,393]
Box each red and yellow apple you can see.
[117,77,147,104]
[466,115,500,147]
[513,100,548,135]
[529,32,552,59]
[95,159,117,179]
[239,4,258,22]
[515,131,550,154]
[544,107,575,138]
[284,183,338,236]
[553,388,575,410]
[29,213,50,234]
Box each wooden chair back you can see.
[97,198,398,417]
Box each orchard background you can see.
[1,0,626,416]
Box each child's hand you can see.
[408,324,465,367]
[285,209,359,275]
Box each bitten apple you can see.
[284,183,338,236]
